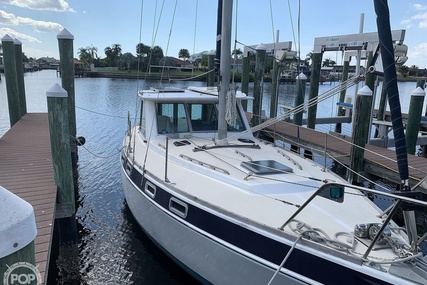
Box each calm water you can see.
[0,70,422,284]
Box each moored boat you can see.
[121,1,427,284]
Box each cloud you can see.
[0,27,41,42]
[0,0,75,12]
[0,10,63,32]
[401,4,427,29]
[408,42,427,66]
[400,18,412,29]
[413,4,427,11]
[413,12,427,28]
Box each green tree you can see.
[398,65,409,77]
[78,47,90,65]
[322,58,336,67]
[178,48,190,61]
[136,43,151,70]
[305,51,313,67]
[104,44,122,67]
[120,52,137,70]
[150,46,164,65]
[200,54,208,69]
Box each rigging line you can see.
[235,40,256,52]
[160,0,178,81]
[268,0,276,52]
[286,0,298,56]
[135,0,144,120]
[267,235,302,285]
[169,69,215,81]
[146,0,165,76]
[219,75,361,143]
[192,0,198,77]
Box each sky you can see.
[1,0,427,68]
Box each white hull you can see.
[119,85,427,285]
[121,168,309,285]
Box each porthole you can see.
[169,197,188,218]
[144,181,156,199]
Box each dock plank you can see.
[265,120,427,186]
[0,113,57,284]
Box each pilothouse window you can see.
[156,102,246,134]
[157,103,189,134]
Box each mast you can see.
[373,0,409,188]
[217,0,233,141]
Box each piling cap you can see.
[57,28,74,40]
[255,43,267,51]
[13,38,22,45]
[296,72,307,80]
[46,83,68,98]
[357,85,373,96]
[411,86,426,97]
[0,186,37,258]
[1,34,14,42]
[207,50,216,55]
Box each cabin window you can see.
[157,103,189,134]
[189,103,218,131]
[157,102,246,134]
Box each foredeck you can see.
[0,113,56,284]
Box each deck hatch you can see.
[241,160,293,174]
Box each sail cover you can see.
[374,0,409,184]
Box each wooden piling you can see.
[14,38,27,116]
[2,34,21,127]
[307,52,323,129]
[0,186,38,284]
[406,87,425,155]
[251,44,266,127]
[335,60,350,133]
[241,55,250,111]
[207,50,215,87]
[270,58,279,119]
[57,29,77,169]
[349,86,373,184]
[293,73,307,126]
[291,73,307,154]
[46,84,76,218]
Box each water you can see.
[0,70,422,284]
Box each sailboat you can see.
[121,1,427,284]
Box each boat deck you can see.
[264,120,427,186]
[0,113,56,284]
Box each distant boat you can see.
[121,1,427,284]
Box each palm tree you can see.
[322,58,336,67]
[178,48,190,61]
[232,48,243,59]
[104,44,122,67]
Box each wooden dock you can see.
[264,120,427,187]
[0,113,56,284]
